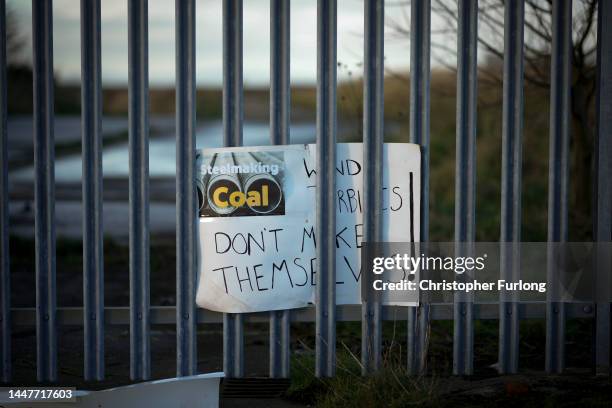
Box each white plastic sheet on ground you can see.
[0,373,224,407]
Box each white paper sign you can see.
[195,143,420,313]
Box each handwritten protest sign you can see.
[195,143,420,313]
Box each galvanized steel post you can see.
[315,0,337,378]
[498,0,524,375]
[593,0,611,377]
[176,0,198,377]
[545,0,572,375]
[269,0,291,379]
[80,0,105,382]
[32,0,57,383]
[0,0,10,384]
[362,0,384,375]
[222,0,245,378]
[453,0,477,377]
[128,0,151,381]
[407,0,431,376]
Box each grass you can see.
[287,356,612,408]
[285,318,602,408]
[287,344,439,408]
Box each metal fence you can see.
[0,0,611,384]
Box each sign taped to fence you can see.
[195,143,420,313]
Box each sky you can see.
[7,1,597,88]
[8,0,434,87]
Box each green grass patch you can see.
[287,345,439,408]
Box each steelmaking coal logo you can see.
[197,151,285,217]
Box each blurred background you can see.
[6,0,598,245]
[4,0,602,387]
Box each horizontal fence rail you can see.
[8,303,599,326]
[0,0,610,384]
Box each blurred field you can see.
[7,67,594,309]
[334,69,590,242]
[7,65,592,242]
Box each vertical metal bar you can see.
[0,0,10,384]
[269,0,290,146]
[128,0,151,381]
[32,0,57,383]
[315,0,337,378]
[234,315,244,376]
[407,0,431,376]
[280,306,290,376]
[222,0,244,378]
[545,0,571,375]
[223,0,243,148]
[269,312,281,377]
[81,0,104,382]
[269,0,291,379]
[222,315,234,377]
[407,308,417,372]
[593,0,611,377]
[453,0,477,377]
[176,0,197,377]
[362,0,384,375]
[498,0,524,375]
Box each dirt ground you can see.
[8,325,311,408]
[8,325,266,389]
[5,236,610,407]
[7,326,611,407]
